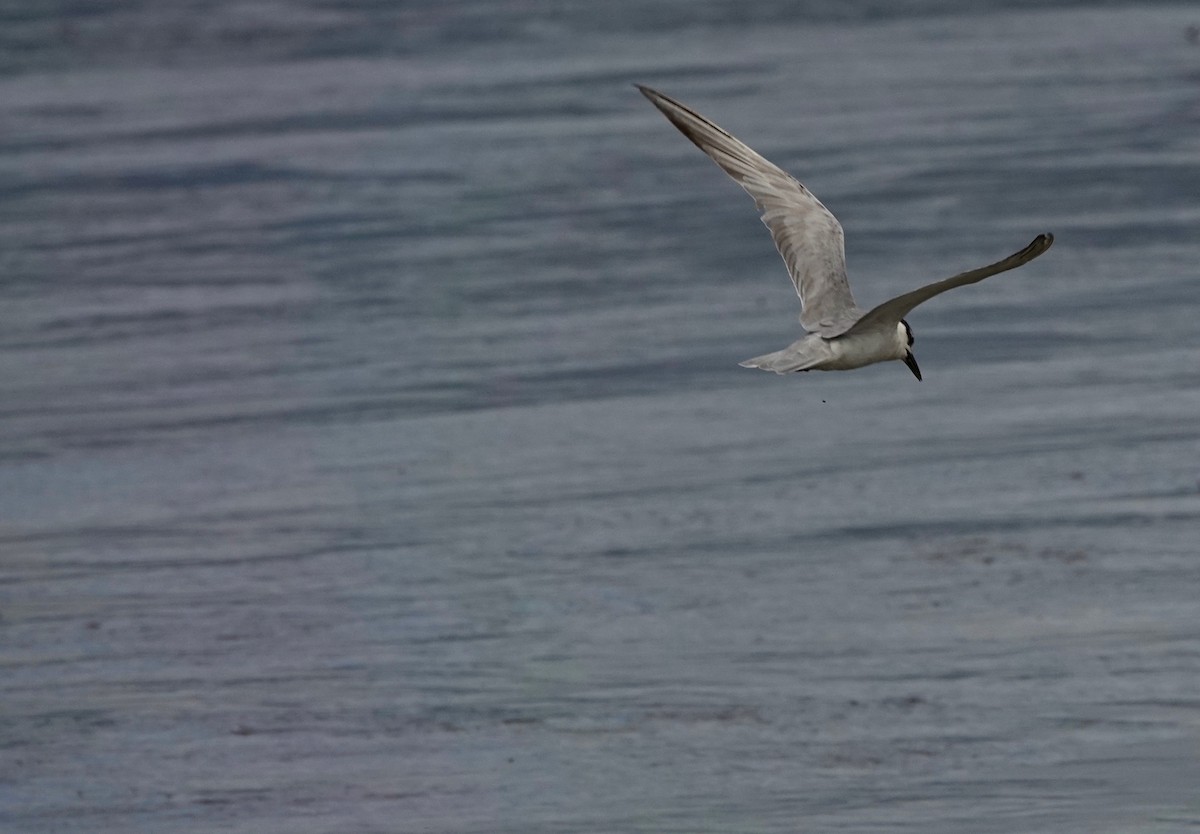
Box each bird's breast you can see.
[825,328,907,370]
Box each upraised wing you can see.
[843,234,1055,337]
[638,85,862,337]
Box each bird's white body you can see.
[637,85,1053,381]
[742,322,910,374]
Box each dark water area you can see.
[2,2,1199,832]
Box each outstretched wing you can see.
[638,85,861,337]
[843,234,1055,337]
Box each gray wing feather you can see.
[843,234,1054,337]
[638,85,861,337]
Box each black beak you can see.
[903,351,922,381]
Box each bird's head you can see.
[900,320,921,381]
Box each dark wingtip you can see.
[1016,232,1054,264]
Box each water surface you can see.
[2,2,1199,832]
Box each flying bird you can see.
[637,85,1053,380]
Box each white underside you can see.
[740,322,909,374]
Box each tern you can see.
[637,85,1053,380]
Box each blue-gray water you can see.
[2,2,1199,832]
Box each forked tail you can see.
[739,345,825,374]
